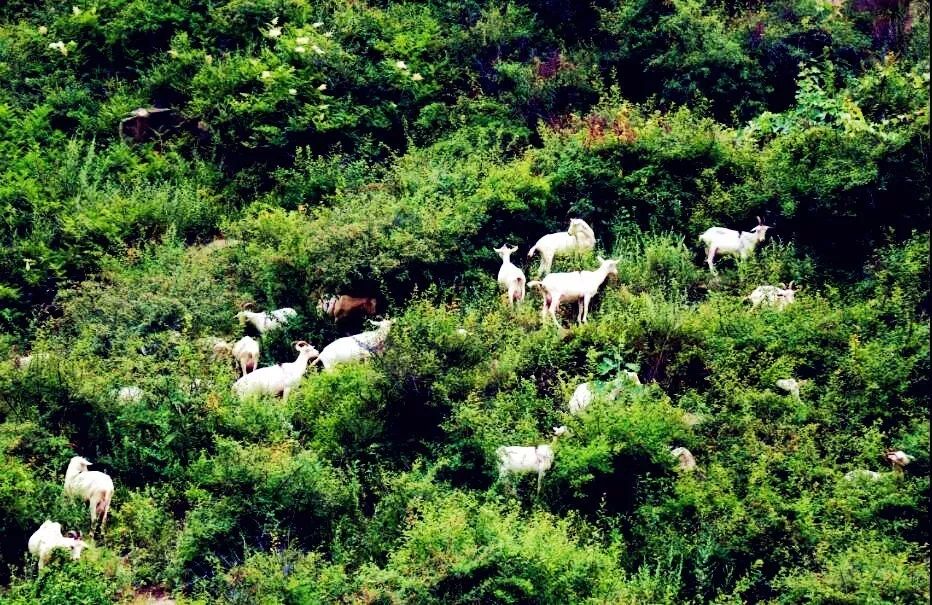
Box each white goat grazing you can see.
[312,319,393,371]
[28,521,87,571]
[747,282,798,310]
[528,257,619,326]
[567,372,641,415]
[63,456,114,535]
[494,244,526,307]
[232,341,320,402]
[699,216,771,274]
[235,303,298,334]
[670,447,697,472]
[844,469,882,482]
[775,378,806,400]
[117,386,143,403]
[231,336,260,377]
[497,426,567,494]
[527,218,596,276]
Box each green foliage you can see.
[0,0,928,602]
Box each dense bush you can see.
[0,0,927,602]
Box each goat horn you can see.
[239,301,255,310]
[787,280,794,289]
[756,215,762,224]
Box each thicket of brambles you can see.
[0,0,928,603]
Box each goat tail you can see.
[527,245,537,258]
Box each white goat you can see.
[493,244,526,307]
[497,426,567,494]
[312,319,393,371]
[844,469,882,482]
[567,372,641,415]
[528,257,619,326]
[748,282,798,310]
[232,341,320,402]
[28,521,87,571]
[117,386,143,403]
[699,216,771,274]
[670,447,697,472]
[231,336,260,378]
[235,303,298,334]
[63,456,114,535]
[527,218,596,276]
[775,377,805,400]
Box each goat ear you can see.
[778,282,786,289]
[597,255,606,263]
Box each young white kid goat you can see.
[312,319,393,371]
[747,282,798,310]
[699,216,771,274]
[528,256,619,326]
[527,218,596,276]
[232,341,319,402]
[63,456,114,536]
[497,426,567,494]
[28,521,87,571]
[235,303,297,334]
[493,244,526,307]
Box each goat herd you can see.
[22,217,915,571]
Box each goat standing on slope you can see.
[528,256,619,326]
[317,294,378,322]
[527,218,596,277]
[699,216,771,274]
[235,303,297,334]
[494,244,526,307]
[232,341,319,402]
[497,426,568,495]
[313,319,393,370]
[63,456,114,536]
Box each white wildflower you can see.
[395,60,408,70]
[317,83,327,91]
[205,54,213,64]
[37,25,48,35]
[270,17,279,25]
[260,70,272,79]
[295,36,310,45]
[319,104,330,110]
[267,25,282,38]
[72,6,82,15]
[323,31,333,38]
[288,88,298,95]
[411,72,423,81]
[167,49,179,58]
[312,44,324,55]
[295,46,306,53]
[312,21,324,28]
[48,40,68,56]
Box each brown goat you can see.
[317,294,378,322]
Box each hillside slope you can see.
[0,1,928,603]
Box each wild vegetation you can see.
[0,0,928,603]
